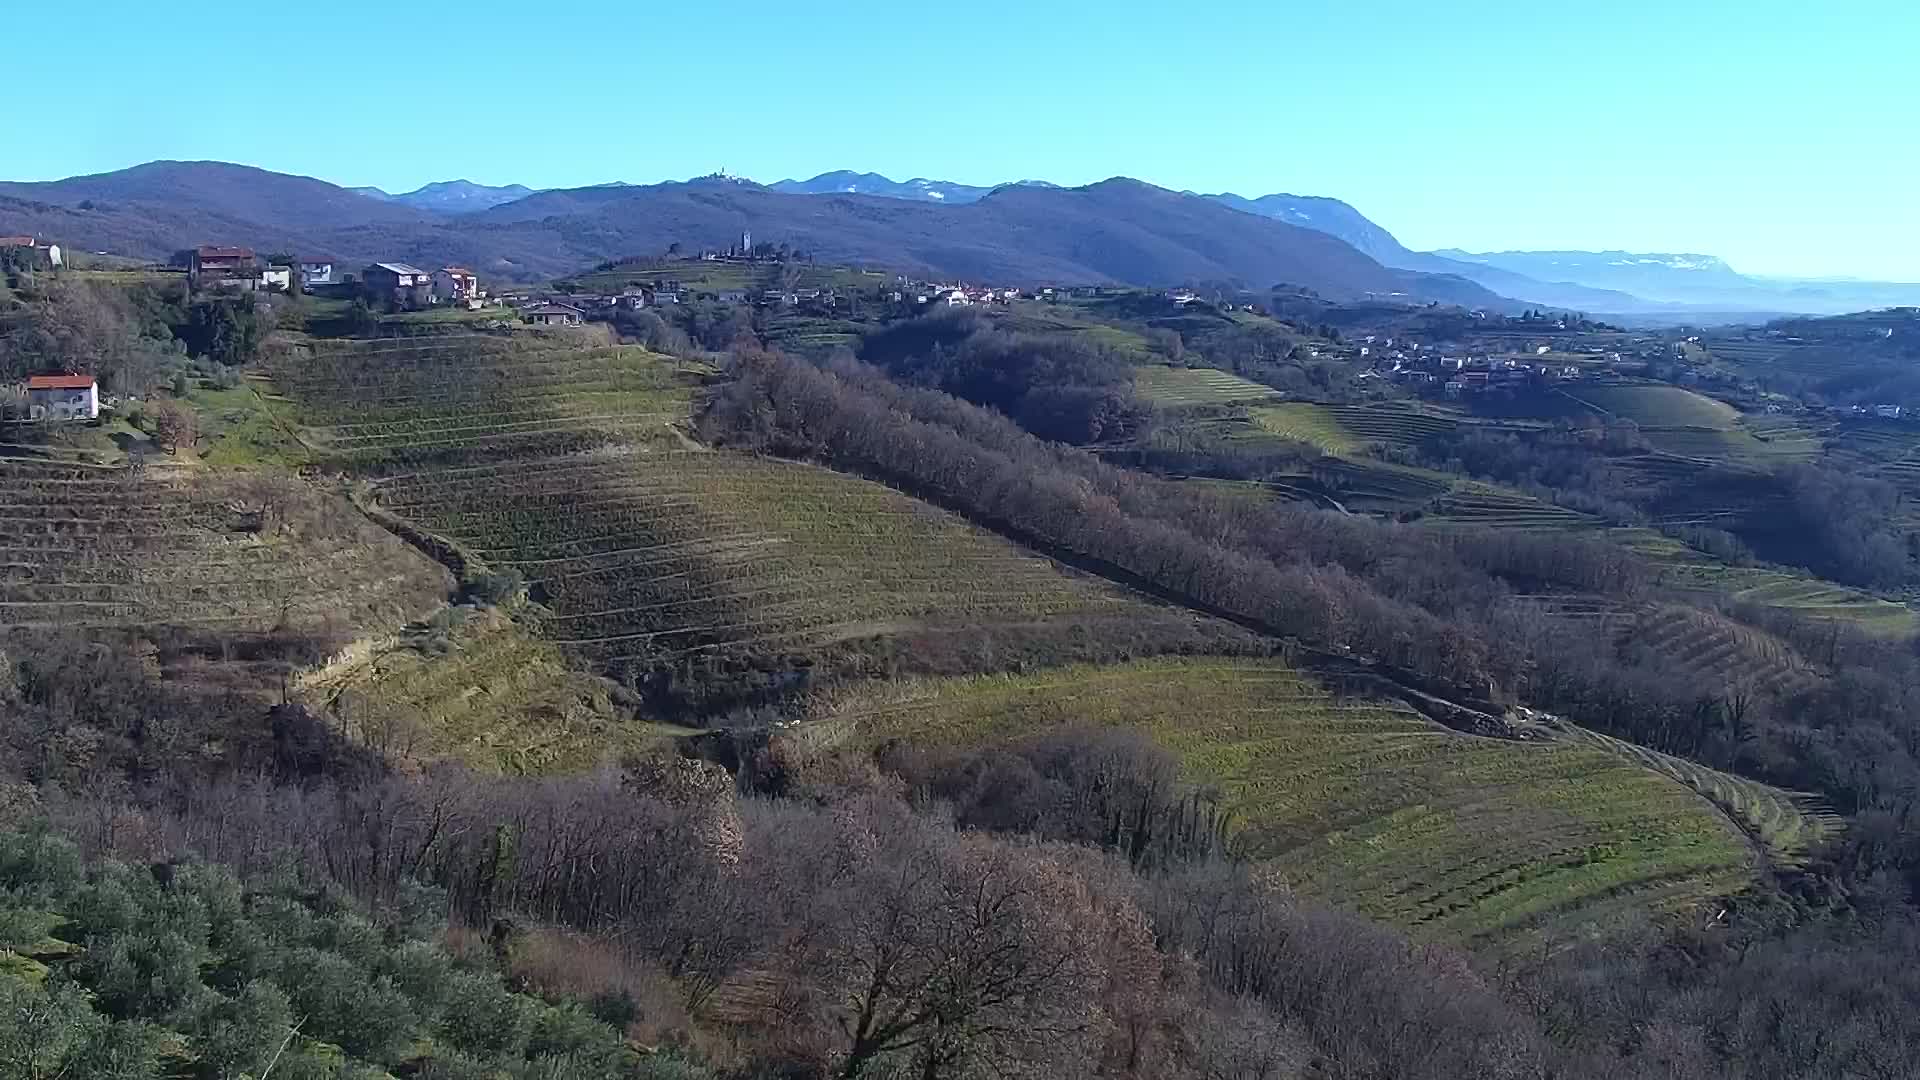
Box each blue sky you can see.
[13,1,1918,279]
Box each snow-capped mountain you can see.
[770,171,1053,203]
[352,179,537,214]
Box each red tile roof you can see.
[27,374,96,390]
[196,246,254,259]
[0,236,35,247]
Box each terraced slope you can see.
[294,607,686,773]
[277,335,1242,679]
[0,458,446,635]
[804,657,1758,948]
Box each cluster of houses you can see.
[187,247,313,292]
[361,262,482,309]
[185,247,486,310]
[921,284,1021,308]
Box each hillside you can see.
[0,160,432,233]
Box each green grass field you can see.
[1133,366,1281,407]
[805,657,1759,948]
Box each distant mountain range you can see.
[4,161,1913,317]
[350,179,536,213]
[770,171,1057,203]
[765,172,1920,315]
[0,161,1502,305]
[1426,249,1920,312]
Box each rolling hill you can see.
[0,162,1514,302]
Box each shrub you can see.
[181,981,294,1079]
[437,970,539,1059]
[271,948,418,1063]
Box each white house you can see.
[432,267,479,303]
[297,259,335,289]
[26,374,99,421]
[260,265,293,291]
[944,289,971,307]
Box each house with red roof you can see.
[26,374,99,421]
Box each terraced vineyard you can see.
[0,457,446,634]
[279,335,1232,677]
[1624,604,1816,697]
[277,336,697,469]
[373,450,1176,669]
[1132,365,1281,407]
[1425,485,1597,530]
[804,657,1758,947]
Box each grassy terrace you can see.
[805,657,1759,948]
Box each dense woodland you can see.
[10,284,1920,1075]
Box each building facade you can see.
[25,375,99,421]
